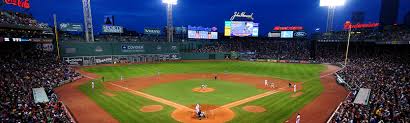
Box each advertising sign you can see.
[294,32,307,37]
[230,12,254,21]
[187,25,218,39]
[60,23,83,32]
[65,57,83,65]
[225,21,259,37]
[268,32,281,37]
[144,28,161,35]
[121,45,145,53]
[4,0,30,9]
[95,56,113,64]
[102,25,123,33]
[281,31,294,38]
[344,21,379,29]
[273,26,303,31]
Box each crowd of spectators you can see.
[0,11,50,30]
[0,43,80,122]
[316,43,410,123]
[318,29,410,42]
[189,39,311,60]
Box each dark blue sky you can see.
[24,0,410,35]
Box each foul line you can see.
[109,83,192,111]
[220,90,280,109]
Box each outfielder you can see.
[91,81,95,89]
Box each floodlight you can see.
[320,0,346,7]
[163,0,177,5]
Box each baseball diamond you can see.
[54,61,347,123]
[1,1,409,123]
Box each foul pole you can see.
[53,14,61,60]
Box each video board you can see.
[225,21,259,37]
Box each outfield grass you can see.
[78,81,177,123]
[80,61,325,123]
[141,79,267,105]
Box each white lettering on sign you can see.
[230,12,254,21]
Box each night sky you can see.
[20,0,410,35]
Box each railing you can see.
[61,101,77,123]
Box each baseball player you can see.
[265,80,268,86]
[120,75,123,81]
[91,81,95,89]
[294,84,297,93]
[195,104,201,117]
[270,82,275,88]
[296,113,301,123]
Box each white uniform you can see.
[294,84,297,93]
[92,81,95,89]
[195,104,201,113]
[265,80,268,86]
[121,75,123,80]
[296,114,300,123]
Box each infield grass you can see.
[141,79,267,105]
[80,61,325,123]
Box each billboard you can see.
[224,21,259,37]
[188,30,217,39]
[60,23,83,32]
[4,0,30,9]
[273,26,303,31]
[281,31,294,38]
[344,21,379,29]
[187,26,218,39]
[294,32,307,37]
[144,28,161,35]
[102,25,123,33]
[268,32,281,37]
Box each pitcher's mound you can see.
[140,105,163,112]
[242,105,266,113]
[291,92,304,97]
[192,88,215,93]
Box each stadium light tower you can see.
[163,0,177,42]
[82,0,95,42]
[320,0,346,32]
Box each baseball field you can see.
[55,61,348,123]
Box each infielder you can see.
[264,80,268,86]
[296,113,300,123]
[294,84,297,93]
